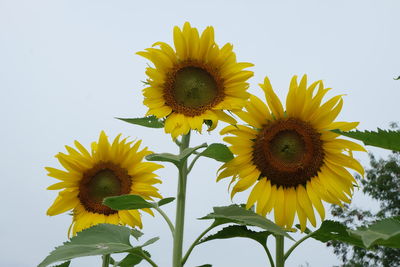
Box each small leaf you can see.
[200,143,234,162]
[103,195,154,210]
[157,197,175,207]
[196,265,212,267]
[348,216,400,248]
[140,237,160,247]
[118,248,152,266]
[394,76,400,80]
[117,116,164,128]
[145,153,180,166]
[200,205,292,240]
[199,225,271,247]
[38,224,133,267]
[118,253,143,267]
[179,143,208,161]
[130,229,143,240]
[333,129,400,151]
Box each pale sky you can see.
[1,0,400,266]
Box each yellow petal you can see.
[259,77,284,119]
[296,185,316,227]
[274,186,286,226]
[284,187,297,228]
[306,181,325,220]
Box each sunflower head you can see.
[46,131,163,236]
[138,22,254,138]
[219,75,366,231]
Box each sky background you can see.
[1,0,400,266]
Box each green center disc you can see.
[87,169,121,203]
[269,130,306,164]
[173,66,218,108]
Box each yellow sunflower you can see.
[46,131,163,236]
[219,75,365,231]
[137,22,253,138]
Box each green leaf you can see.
[179,143,208,161]
[38,224,133,267]
[199,143,234,163]
[200,205,292,240]
[145,153,180,166]
[196,265,212,267]
[310,220,365,247]
[348,216,400,248]
[333,129,400,151]
[51,261,70,267]
[199,225,271,247]
[117,116,164,128]
[146,143,207,167]
[130,229,143,240]
[157,197,175,207]
[394,76,400,80]
[118,253,143,267]
[311,217,400,249]
[103,195,154,210]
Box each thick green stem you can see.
[102,254,110,267]
[182,223,216,265]
[275,235,285,267]
[283,232,314,261]
[172,133,191,267]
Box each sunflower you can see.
[219,75,365,231]
[46,131,163,236]
[137,22,253,138]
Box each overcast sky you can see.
[1,0,400,266]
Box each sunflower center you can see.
[87,170,121,203]
[164,62,225,116]
[79,162,132,215]
[252,118,324,187]
[173,67,218,108]
[269,131,305,164]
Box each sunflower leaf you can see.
[310,217,400,249]
[130,229,144,240]
[199,225,271,247]
[117,116,164,128]
[308,220,365,247]
[333,129,400,151]
[157,197,175,207]
[348,216,400,248]
[179,143,208,161]
[200,205,292,240]
[118,253,144,266]
[199,143,234,162]
[38,224,133,267]
[103,194,155,210]
[145,153,180,166]
[117,249,151,267]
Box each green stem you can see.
[141,251,158,267]
[172,133,191,267]
[283,232,314,261]
[275,235,284,267]
[187,152,202,173]
[102,254,110,267]
[181,223,216,265]
[263,245,275,267]
[154,206,175,238]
